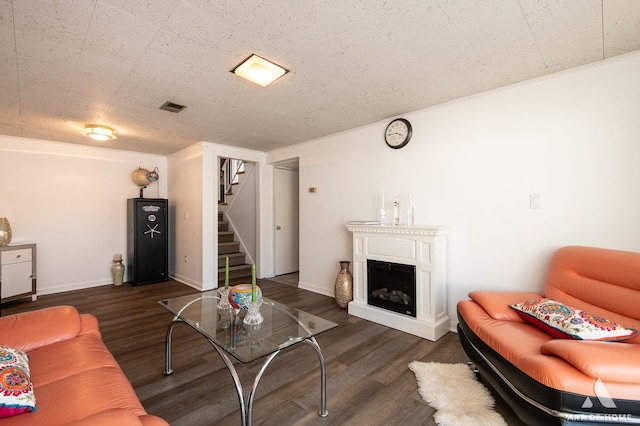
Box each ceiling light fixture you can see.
[84,124,116,141]
[231,54,288,87]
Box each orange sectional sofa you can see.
[457,246,640,425]
[0,306,168,425]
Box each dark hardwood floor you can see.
[1,279,524,425]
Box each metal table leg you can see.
[246,351,280,425]
[163,322,330,425]
[301,337,329,417]
[163,318,182,375]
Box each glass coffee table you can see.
[159,290,338,426]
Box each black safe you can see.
[127,198,168,285]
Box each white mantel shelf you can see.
[346,224,450,236]
[346,224,450,341]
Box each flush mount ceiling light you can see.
[84,124,116,141]
[231,54,288,87]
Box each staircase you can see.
[217,210,252,285]
[217,157,253,285]
[219,158,244,205]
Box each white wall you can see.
[0,136,167,295]
[268,51,640,328]
[167,142,207,289]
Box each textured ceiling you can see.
[1,0,639,155]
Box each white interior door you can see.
[274,168,299,276]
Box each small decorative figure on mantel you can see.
[408,192,414,225]
[393,198,400,225]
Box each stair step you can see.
[218,264,252,282]
[218,221,229,232]
[219,241,240,254]
[218,252,245,267]
[219,231,234,243]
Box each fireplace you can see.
[367,259,416,317]
[346,224,450,341]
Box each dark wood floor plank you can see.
[1,279,524,425]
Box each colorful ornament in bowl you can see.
[228,284,262,310]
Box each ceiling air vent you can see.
[159,101,187,113]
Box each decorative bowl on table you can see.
[228,284,262,310]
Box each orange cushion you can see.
[468,291,542,322]
[541,340,640,382]
[27,333,120,387]
[0,306,82,352]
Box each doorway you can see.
[274,164,299,277]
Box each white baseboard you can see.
[169,273,204,291]
[298,280,334,298]
[37,279,112,296]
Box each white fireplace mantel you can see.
[346,224,450,341]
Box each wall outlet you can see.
[530,194,541,209]
[309,187,317,193]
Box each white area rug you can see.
[408,361,506,426]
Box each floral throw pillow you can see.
[510,298,638,341]
[0,345,36,418]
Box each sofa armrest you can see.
[0,306,82,352]
[468,291,543,322]
[79,313,102,338]
[541,340,640,382]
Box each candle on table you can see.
[251,264,256,302]
[225,256,229,289]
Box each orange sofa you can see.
[457,246,640,425]
[0,306,168,426]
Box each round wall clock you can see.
[384,118,412,149]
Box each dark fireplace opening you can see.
[367,259,416,317]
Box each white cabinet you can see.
[1,244,37,302]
